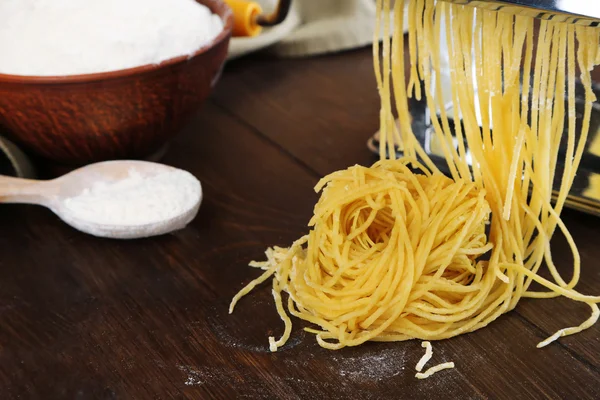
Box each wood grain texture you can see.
[0,46,599,399]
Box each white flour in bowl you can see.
[0,0,224,76]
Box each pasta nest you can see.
[263,160,497,348]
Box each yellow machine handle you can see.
[223,0,263,37]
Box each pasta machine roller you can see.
[368,0,600,216]
[443,0,600,26]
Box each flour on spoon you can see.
[63,168,201,227]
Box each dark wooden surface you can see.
[1,44,600,400]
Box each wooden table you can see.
[2,46,599,400]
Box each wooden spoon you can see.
[0,160,202,239]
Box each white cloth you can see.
[271,0,379,57]
[228,0,406,59]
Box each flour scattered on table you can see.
[329,343,454,382]
[330,347,407,382]
[185,376,203,386]
[0,0,224,76]
[64,168,201,226]
[208,297,305,353]
[178,365,210,387]
[176,364,274,398]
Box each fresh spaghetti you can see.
[230,0,600,353]
[416,361,456,379]
[415,342,433,372]
[414,341,453,379]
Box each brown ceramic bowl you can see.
[0,0,233,166]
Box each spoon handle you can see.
[0,175,49,205]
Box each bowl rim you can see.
[0,0,233,85]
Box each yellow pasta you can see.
[415,362,455,379]
[229,0,600,353]
[415,341,433,372]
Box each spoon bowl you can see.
[0,160,202,239]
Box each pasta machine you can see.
[368,0,600,216]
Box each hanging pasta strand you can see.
[230,0,600,353]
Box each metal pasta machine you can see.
[368,0,600,216]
